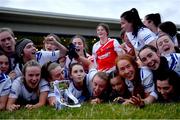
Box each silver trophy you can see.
[53,80,81,110]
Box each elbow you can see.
[0,104,6,110]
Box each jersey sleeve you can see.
[36,50,60,66]
[0,73,11,96]
[166,53,180,76]
[113,39,123,54]
[9,77,22,99]
[86,68,97,94]
[39,79,50,93]
[92,43,98,68]
[139,28,156,44]
[140,67,157,99]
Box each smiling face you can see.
[157,35,175,55]
[96,25,108,39]
[72,37,84,54]
[157,79,174,100]
[23,42,36,62]
[139,48,160,70]
[117,59,135,81]
[25,66,41,89]
[120,17,133,32]
[0,31,16,54]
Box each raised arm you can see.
[49,36,68,57]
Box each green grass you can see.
[1,103,180,119]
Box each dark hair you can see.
[69,62,83,76]
[120,30,126,40]
[116,54,145,98]
[108,71,118,80]
[0,50,11,74]
[158,21,177,37]
[138,45,158,60]
[145,13,161,27]
[69,62,90,100]
[96,23,110,36]
[121,8,145,37]
[157,70,180,95]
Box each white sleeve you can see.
[36,50,60,66]
[113,39,123,53]
[13,64,22,79]
[125,79,134,92]
[140,67,157,99]
[0,73,11,96]
[86,68,98,83]
[138,28,156,44]
[92,44,98,69]
[39,79,50,93]
[92,42,97,56]
[166,53,180,76]
[86,68,97,93]
[9,77,22,99]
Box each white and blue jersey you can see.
[9,77,49,103]
[126,27,156,51]
[13,50,60,79]
[67,68,97,102]
[125,67,157,99]
[37,50,60,66]
[165,53,180,76]
[0,73,11,96]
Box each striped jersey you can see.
[0,73,11,96]
[126,27,156,51]
[165,53,180,76]
[125,67,157,99]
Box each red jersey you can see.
[92,38,122,73]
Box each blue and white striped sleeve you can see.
[140,67,157,99]
[167,53,180,76]
[0,73,11,96]
[139,28,156,44]
[36,50,60,66]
